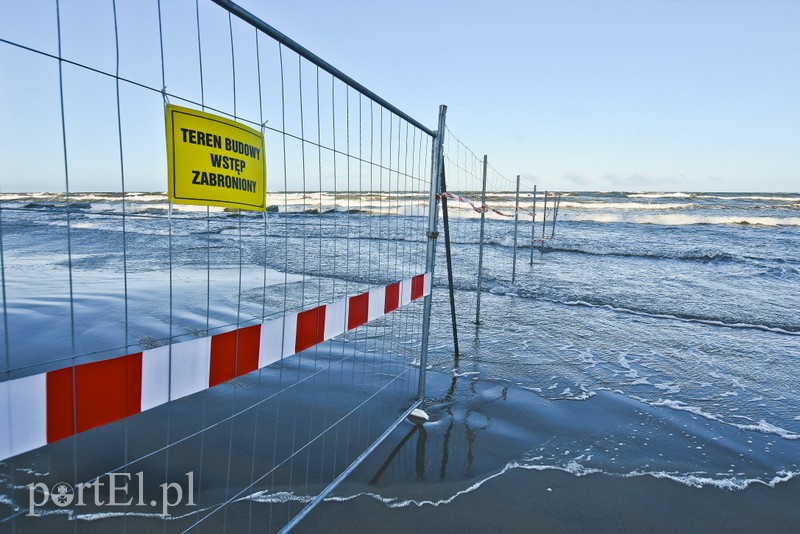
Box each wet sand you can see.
[3,358,798,532]
[297,368,800,533]
[300,468,800,533]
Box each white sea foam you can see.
[651,399,721,421]
[77,509,208,521]
[0,494,17,510]
[617,353,638,378]
[627,192,694,199]
[241,490,313,504]
[706,195,800,203]
[319,461,798,512]
[627,469,799,490]
[559,201,697,211]
[734,420,800,440]
[654,382,681,394]
[125,193,168,202]
[650,399,800,440]
[562,299,799,335]
[12,505,208,522]
[567,390,596,401]
[565,212,800,227]
[14,467,51,476]
[627,193,800,203]
[324,460,601,509]
[18,463,796,523]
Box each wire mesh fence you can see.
[438,128,523,323]
[425,126,565,378]
[1,0,438,530]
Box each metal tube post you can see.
[511,175,521,282]
[540,191,548,249]
[418,104,446,401]
[529,185,537,264]
[475,155,488,324]
[551,193,560,238]
[440,166,460,363]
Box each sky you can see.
[1,0,798,192]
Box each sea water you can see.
[1,191,798,527]
[420,191,800,488]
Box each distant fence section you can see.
[438,127,563,330]
[0,0,560,530]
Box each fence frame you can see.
[1,0,442,529]
[418,105,447,400]
[211,0,434,138]
[475,155,488,324]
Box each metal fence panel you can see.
[0,0,437,530]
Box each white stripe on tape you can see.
[259,317,283,368]
[400,278,412,305]
[6,374,47,458]
[324,299,347,340]
[367,288,386,321]
[282,312,298,358]
[0,381,10,461]
[169,337,212,401]
[141,346,170,411]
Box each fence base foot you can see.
[408,408,430,423]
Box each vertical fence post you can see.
[540,191,548,249]
[511,175,521,282]
[419,104,447,401]
[551,193,561,238]
[529,184,537,264]
[475,155,488,325]
[439,166,460,364]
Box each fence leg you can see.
[511,175,520,282]
[540,191,548,250]
[440,165,460,366]
[419,105,447,401]
[529,185,537,264]
[475,155,488,325]
[551,193,561,238]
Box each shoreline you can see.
[300,467,800,533]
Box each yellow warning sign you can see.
[165,104,266,211]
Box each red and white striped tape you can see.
[438,191,539,218]
[0,273,431,461]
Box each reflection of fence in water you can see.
[0,0,437,530]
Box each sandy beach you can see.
[301,468,800,533]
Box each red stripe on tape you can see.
[75,353,142,433]
[46,367,75,443]
[348,292,369,330]
[235,325,261,376]
[209,324,262,387]
[46,353,144,442]
[384,282,400,313]
[296,305,326,353]
[411,274,425,301]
